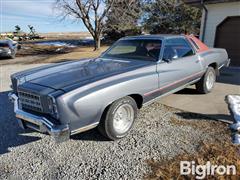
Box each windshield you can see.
[102,39,162,61]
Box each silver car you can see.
[9,35,230,142]
[0,40,19,59]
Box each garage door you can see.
[215,16,240,67]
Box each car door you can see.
[156,37,203,95]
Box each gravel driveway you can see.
[0,64,230,179]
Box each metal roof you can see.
[122,34,186,40]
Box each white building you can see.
[184,0,240,66]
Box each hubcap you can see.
[206,71,215,90]
[113,104,134,134]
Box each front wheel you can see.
[196,67,216,94]
[9,50,16,59]
[98,96,138,140]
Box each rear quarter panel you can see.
[186,35,228,69]
[198,48,228,69]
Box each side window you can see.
[163,38,194,61]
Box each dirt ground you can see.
[0,42,109,66]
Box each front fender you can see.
[56,65,158,132]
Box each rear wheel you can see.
[98,96,138,140]
[196,67,216,94]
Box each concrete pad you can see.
[0,64,47,92]
[160,67,240,122]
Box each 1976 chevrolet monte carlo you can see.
[9,35,230,142]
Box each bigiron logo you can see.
[180,161,237,179]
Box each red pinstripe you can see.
[144,71,204,96]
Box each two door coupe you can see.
[9,35,230,141]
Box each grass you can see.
[145,141,240,180]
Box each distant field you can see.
[39,32,91,40]
[16,37,109,63]
[0,33,109,65]
[41,46,109,63]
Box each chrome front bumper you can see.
[8,92,70,142]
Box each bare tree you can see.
[56,0,116,50]
[28,25,36,36]
[15,25,21,34]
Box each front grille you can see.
[18,91,43,112]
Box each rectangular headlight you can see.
[48,95,59,119]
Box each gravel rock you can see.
[0,64,230,179]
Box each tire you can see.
[10,54,15,59]
[195,67,216,94]
[98,96,138,140]
[9,50,16,59]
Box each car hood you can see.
[14,58,152,91]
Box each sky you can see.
[1,0,88,33]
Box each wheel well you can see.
[100,94,143,123]
[208,63,219,75]
[129,94,143,109]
